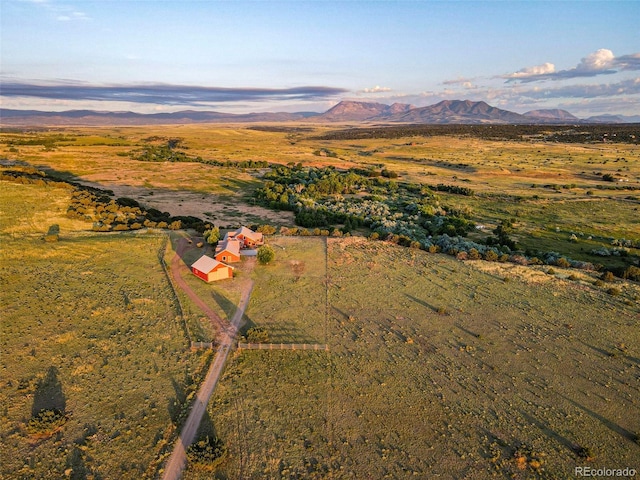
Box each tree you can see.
[203,227,220,245]
[257,245,275,265]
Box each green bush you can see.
[186,436,226,470]
[246,326,269,343]
[257,245,275,265]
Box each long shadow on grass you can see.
[32,366,66,417]
[168,377,187,426]
[520,410,581,456]
[405,293,440,313]
[556,392,640,444]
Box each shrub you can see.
[257,245,275,265]
[203,227,220,244]
[601,271,616,282]
[26,409,67,435]
[555,257,571,268]
[607,287,621,296]
[468,248,480,260]
[246,326,269,343]
[484,250,498,262]
[257,224,277,235]
[187,436,226,470]
[622,266,640,281]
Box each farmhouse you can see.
[214,237,241,263]
[191,255,233,282]
[227,226,264,249]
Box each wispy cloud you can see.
[504,49,639,82]
[516,77,640,99]
[1,82,349,106]
[22,0,90,21]
[441,77,477,87]
[360,85,392,93]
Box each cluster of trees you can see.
[432,183,474,196]
[131,140,270,168]
[66,190,208,233]
[313,124,640,144]
[256,164,483,247]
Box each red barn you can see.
[191,255,233,282]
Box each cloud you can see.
[441,77,479,88]
[22,0,90,21]
[504,49,639,82]
[506,62,556,79]
[361,85,392,93]
[0,82,349,106]
[517,77,640,99]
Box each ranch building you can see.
[227,226,264,249]
[191,255,233,282]
[214,237,241,263]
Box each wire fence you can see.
[238,343,329,351]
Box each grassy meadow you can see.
[0,181,207,479]
[186,236,639,479]
[1,125,638,268]
[1,123,639,478]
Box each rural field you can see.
[0,181,211,479]
[1,123,639,478]
[188,236,639,479]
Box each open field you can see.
[1,124,638,271]
[1,124,639,478]
[189,236,639,479]
[0,181,210,479]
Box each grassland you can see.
[185,236,639,479]
[1,124,638,270]
[1,123,639,478]
[0,181,208,479]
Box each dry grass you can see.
[189,236,639,479]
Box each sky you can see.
[1,0,639,117]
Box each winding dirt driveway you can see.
[161,236,254,480]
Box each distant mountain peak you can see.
[523,109,579,121]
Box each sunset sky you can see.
[2,0,639,116]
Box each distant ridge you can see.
[523,109,579,122]
[0,108,315,126]
[315,101,414,121]
[1,100,638,126]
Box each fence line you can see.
[190,341,214,350]
[238,343,329,351]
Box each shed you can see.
[191,255,233,282]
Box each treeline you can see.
[1,166,210,233]
[130,142,271,168]
[255,165,478,243]
[68,190,209,232]
[312,124,640,143]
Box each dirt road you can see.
[161,237,254,480]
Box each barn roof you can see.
[215,237,241,256]
[234,226,263,241]
[192,255,226,273]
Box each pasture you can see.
[0,181,204,479]
[189,236,639,479]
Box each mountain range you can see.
[2,100,639,126]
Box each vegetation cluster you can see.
[313,124,640,143]
[131,139,270,168]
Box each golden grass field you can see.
[1,124,638,478]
